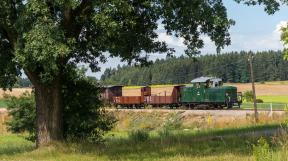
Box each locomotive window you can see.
[206,82,210,88]
[219,81,223,86]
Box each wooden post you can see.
[249,55,259,122]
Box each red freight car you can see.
[100,86,123,104]
[145,85,183,106]
[113,86,151,108]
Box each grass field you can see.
[0,124,287,161]
[0,100,7,107]
[258,95,288,103]
[241,95,288,110]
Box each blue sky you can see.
[90,1,288,79]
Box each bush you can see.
[253,137,272,161]
[6,69,117,143]
[256,99,264,103]
[243,91,253,102]
[128,129,149,143]
[62,71,117,142]
[6,92,36,141]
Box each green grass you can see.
[241,102,287,110]
[0,99,7,107]
[0,124,286,161]
[241,95,288,109]
[0,135,35,155]
[258,95,288,103]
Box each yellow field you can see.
[225,81,288,96]
[0,88,32,98]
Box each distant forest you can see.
[100,51,288,85]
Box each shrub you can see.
[6,92,36,141]
[6,69,116,143]
[253,137,272,161]
[62,71,117,142]
[243,91,254,102]
[256,99,264,103]
[128,129,149,143]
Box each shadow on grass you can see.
[0,124,281,160]
[0,135,35,156]
[77,124,281,160]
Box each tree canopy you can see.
[0,0,235,88]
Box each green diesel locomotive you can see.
[180,77,242,109]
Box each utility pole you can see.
[248,55,259,122]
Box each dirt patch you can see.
[0,88,32,98]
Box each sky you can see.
[88,0,288,79]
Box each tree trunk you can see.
[34,81,63,147]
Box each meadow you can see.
[1,104,288,161]
[0,124,288,161]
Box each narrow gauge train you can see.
[101,77,242,109]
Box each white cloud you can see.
[157,32,186,48]
[200,21,287,54]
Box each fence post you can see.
[269,103,273,118]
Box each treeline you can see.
[100,51,288,85]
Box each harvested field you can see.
[151,87,175,96]
[225,83,288,96]
[122,87,143,96]
[0,88,32,98]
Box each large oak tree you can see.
[1,0,239,146]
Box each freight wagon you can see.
[113,86,151,108]
[144,85,183,107]
[100,85,122,105]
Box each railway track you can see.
[107,108,285,112]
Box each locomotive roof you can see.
[191,77,222,83]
